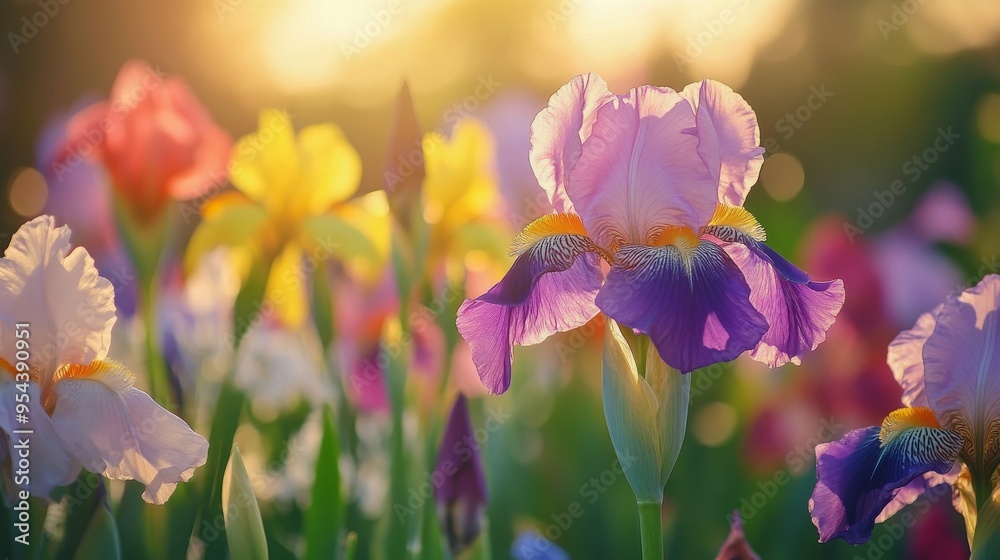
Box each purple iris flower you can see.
[810,275,1000,545]
[457,73,845,394]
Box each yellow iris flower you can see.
[186,108,388,327]
[420,119,511,278]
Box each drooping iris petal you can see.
[681,80,765,207]
[596,242,768,373]
[0,216,116,388]
[456,216,603,393]
[887,305,944,409]
[49,361,209,504]
[810,422,963,545]
[720,240,845,367]
[921,275,1000,473]
[529,73,614,214]
[568,85,717,248]
[0,375,81,496]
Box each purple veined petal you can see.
[887,304,945,409]
[921,275,1000,471]
[718,239,845,368]
[875,465,960,523]
[809,424,963,545]
[567,85,718,249]
[680,80,765,208]
[595,242,768,373]
[529,73,614,214]
[456,224,603,394]
[435,394,488,555]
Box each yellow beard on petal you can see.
[879,406,942,445]
[651,226,701,271]
[508,213,592,256]
[55,360,136,393]
[706,204,767,242]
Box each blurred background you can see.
[2,0,999,558]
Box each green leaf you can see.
[199,380,246,559]
[74,501,121,560]
[344,532,358,560]
[222,445,268,560]
[304,406,342,560]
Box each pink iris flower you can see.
[457,74,845,394]
[60,60,231,223]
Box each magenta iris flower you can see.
[810,275,1000,545]
[456,74,845,394]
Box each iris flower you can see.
[457,74,845,394]
[185,109,388,327]
[62,60,231,224]
[810,274,1000,545]
[434,394,489,555]
[0,216,208,503]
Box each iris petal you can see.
[922,275,1000,475]
[595,242,768,373]
[720,240,845,367]
[457,218,603,394]
[810,424,963,545]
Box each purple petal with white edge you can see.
[809,425,962,545]
[529,73,614,214]
[596,242,768,373]
[456,235,603,394]
[568,85,717,248]
[720,240,845,367]
[681,80,765,207]
[888,305,944,409]
[921,275,1000,470]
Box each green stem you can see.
[637,501,663,560]
[139,282,170,409]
